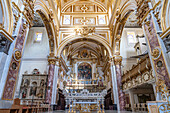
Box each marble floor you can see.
[42,110,148,113]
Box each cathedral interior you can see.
[0,0,169,113]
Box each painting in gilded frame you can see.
[78,63,92,79]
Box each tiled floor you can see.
[42,110,148,113]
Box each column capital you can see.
[113,56,122,65]
[48,53,59,65]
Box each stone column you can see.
[128,90,134,112]
[0,0,35,101]
[113,56,125,111]
[46,53,59,105]
[136,1,170,94]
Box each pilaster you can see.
[1,0,35,101]
[109,58,118,106]
[136,0,170,93]
[46,53,59,104]
[113,56,125,111]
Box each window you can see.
[35,32,42,42]
[127,32,136,44]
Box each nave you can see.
[0,0,169,113]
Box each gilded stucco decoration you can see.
[75,26,95,37]
[113,56,122,65]
[14,50,21,61]
[135,0,150,26]
[48,53,58,65]
[151,48,161,59]
[157,79,170,113]
[12,2,21,33]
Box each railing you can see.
[122,55,151,82]
[125,103,148,112]
[122,55,155,91]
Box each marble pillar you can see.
[143,15,170,89]
[46,53,58,104]
[113,56,125,111]
[136,1,170,94]
[2,18,29,100]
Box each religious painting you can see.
[78,63,92,79]
[30,82,37,96]
[21,87,27,98]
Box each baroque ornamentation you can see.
[75,26,95,37]
[12,2,21,33]
[22,0,35,26]
[136,0,150,26]
[113,56,122,65]
[48,53,58,65]
[157,79,170,113]
[14,50,22,61]
[144,14,152,33]
[153,2,162,30]
[151,48,160,59]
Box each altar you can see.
[63,89,107,112]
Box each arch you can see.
[61,0,107,13]
[70,43,100,58]
[111,0,137,54]
[1,0,13,34]
[34,2,57,53]
[57,34,113,57]
[161,0,170,31]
